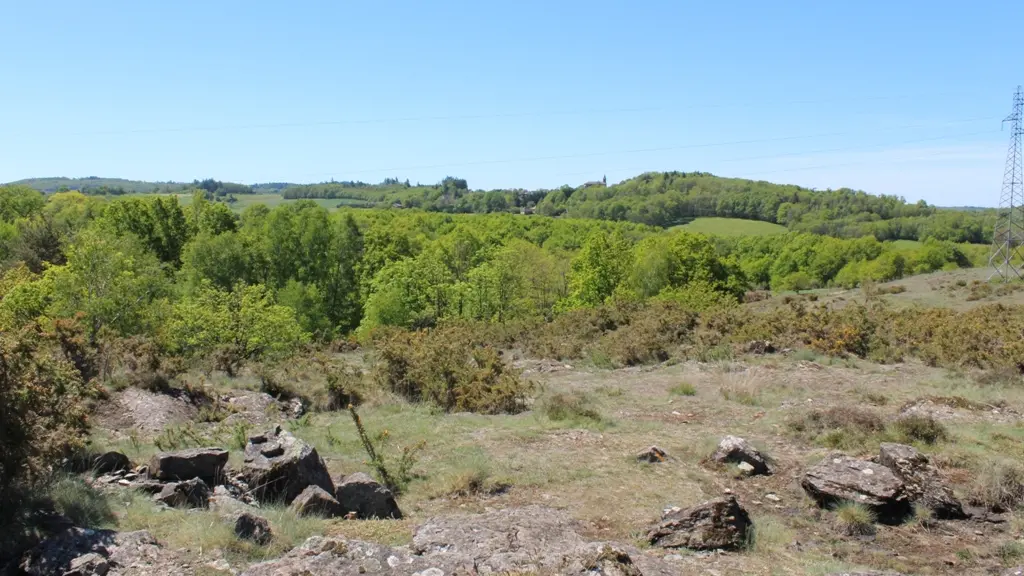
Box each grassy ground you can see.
[85,342,1024,574]
[671,217,788,236]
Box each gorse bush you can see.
[372,325,533,414]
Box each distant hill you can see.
[10,177,191,194]
[9,177,268,197]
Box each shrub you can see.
[349,404,423,495]
[372,325,533,414]
[969,460,1024,512]
[789,406,886,450]
[669,382,697,396]
[541,391,607,427]
[889,415,948,445]
[47,475,115,527]
[834,502,876,536]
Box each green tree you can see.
[558,230,631,310]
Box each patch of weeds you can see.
[889,414,948,445]
[541,392,609,428]
[431,456,508,499]
[969,460,1024,512]
[791,349,819,362]
[588,349,615,369]
[788,406,885,451]
[997,541,1024,566]
[287,413,311,431]
[669,382,697,397]
[197,397,235,423]
[834,502,876,536]
[230,422,251,451]
[153,424,205,451]
[349,404,424,495]
[595,385,624,397]
[856,390,889,406]
[747,516,795,553]
[694,344,733,363]
[47,475,116,527]
[720,386,760,406]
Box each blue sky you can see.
[1,1,1021,205]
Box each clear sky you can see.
[2,1,1022,206]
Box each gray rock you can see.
[92,451,131,476]
[289,485,343,517]
[802,453,912,523]
[155,477,211,509]
[148,447,228,484]
[647,496,752,550]
[243,506,675,576]
[335,472,402,519]
[241,426,334,504]
[878,442,967,519]
[711,435,773,475]
[235,512,273,545]
[636,446,668,463]
[19,528,161,576]
[66,552,109,575]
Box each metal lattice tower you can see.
[989,86,1024,282]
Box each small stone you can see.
[636,446,668,463]
[206,558,232,573]
[290,485,342,517]
[155,478,211,509]
[737,462,756,475]
[235,512,273,545]
[711,436,773,476]
[765,494,782,502]
[118,479,131,487]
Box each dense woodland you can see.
[14,171,997,243]
[0,183,982,353]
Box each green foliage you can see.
[47,475,116,527]
[348,404,423,495]
[0,185,46,222]
[558,230,631,310]
[889,415,948,445]
[0,324,93,491]
[163,281,308,372]
[669,382,697,396]
[541,391,608,428]
[834,502,876,535]
[371,325,533,414]
[47,227,168,339]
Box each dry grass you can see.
[834,502,877,536]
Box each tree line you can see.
[0,184,979,361]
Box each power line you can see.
[22,89,993,138]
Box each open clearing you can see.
[79,268,1024,576]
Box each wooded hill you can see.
[10,171,997,243]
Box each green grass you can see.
[671,217,787,237]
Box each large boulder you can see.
[801,454,912,523]
[92,451,131,476]
[243,506,648,576]
[155,478,211,509]
[878,442,967,519]
[241,426,334,504]
[148,447,228,484]
[710,436,773,476]
[290,485,343,517]
[647,496,751,550]
[334,472,402,519]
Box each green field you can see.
[123,193,366,213]
[671,217,788,236]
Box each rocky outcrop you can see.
[148,447,228,484]
[244,506,655,576]
[636,446,668,463]
[92,451,131,476]
[155,478,211,509]
[647,496,752,550]
[19,528,184,576]
[877,442,967,519]
[241,426,334,504]
[289,485,343,517]
[235,513,273,545]
[801,454,912,523]
[334,472,402,519]
[710,436,773,475]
